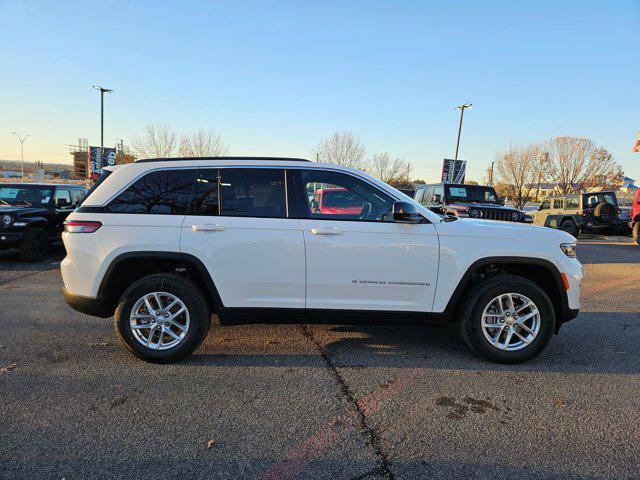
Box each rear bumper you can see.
[63,287,112,318]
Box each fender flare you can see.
[98,251,225,313]
[440,256,571,323]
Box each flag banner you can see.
[88,146,116,179]
[441,159,467,183]
[633,129,640,153]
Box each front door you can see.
[294,169,439,312]
[180,167,305,310]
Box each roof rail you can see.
[134,156,311,164]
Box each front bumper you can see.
[0,231,24,247]
[63,287,113,318]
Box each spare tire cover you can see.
[594,202,616,223]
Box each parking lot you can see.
[1,237,638,480]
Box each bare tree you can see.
[494,143,542,210]
[314,131,366,168]
[132,125,179,159]
[179,130,229,157]
[367,152,411,187]
[541,137,622,194]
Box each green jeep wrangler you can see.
[531,191,622,237]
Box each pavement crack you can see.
[300,324,395,480]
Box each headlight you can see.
[560,243,577,258]
[1,214,11,226]
[469,208,482,218]
[511,211,521,222]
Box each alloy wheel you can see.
[480,293,540,351]
[129,292,190,350]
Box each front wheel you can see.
[459,274,556,363]
[18,227,50,262]
[114,273,211,363]
[633,222,640,245]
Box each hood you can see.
[438,217,576,242]
[0,204,48,217]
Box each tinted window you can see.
[446,185,499,204]
[220,169,287,218]
[553,198,563,209]
[191,168,289,218]
[108,169,196,214]
[583,192,618,208]
[566,196,579,209]
[0,185,53,205]
[300,170,394,221]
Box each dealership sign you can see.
[88,146,116,179]
[441,159,466,183]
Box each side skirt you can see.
[217,307,451,326]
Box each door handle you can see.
[310,227,343,235]
[191,223,226,232]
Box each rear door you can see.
[295,168,439,312]
[180,167,305,309]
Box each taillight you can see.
[64,220,102,233]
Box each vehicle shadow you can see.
[577,242,640,264]
[186,311,640,375]
[0,244,65,270]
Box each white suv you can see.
[61,157,583,364]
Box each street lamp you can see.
[454,103,472,160]
[92,85,113,162]
[12,132,30,181]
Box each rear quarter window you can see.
[107,169,197,214]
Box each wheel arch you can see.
[444,256,570,331]
[98,251,223,316]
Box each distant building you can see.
[0,171,22,179]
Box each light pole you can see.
[92,85,113,163]
[454,103,472,160]
[12,132,30,181]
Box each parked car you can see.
[531,191,625,237]
[0,183,87,261]
[61,157,582,364]
[311,187,364,216]
[414,183,532,223]
[630,189,640,245]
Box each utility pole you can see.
[454,103,472,160]
[488,161,495,186]
[92,85,113,166]
[12,132,30,181]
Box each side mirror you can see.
[57,198,70,208]
[392,201,423,224]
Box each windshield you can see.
[445,185,499,204]
[0,185,53,206]
[321,189,363,207]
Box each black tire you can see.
[458,274,556,364]
[18,227,50,262]
[114,273,211,363]
[560,219,579,237]
[633,222,640,245]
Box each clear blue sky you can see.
[1,0,639,182]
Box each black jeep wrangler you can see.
[0,183,87,261]
[414,183,532,223]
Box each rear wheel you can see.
[560,219,579,237]
[18,227,50,262]
[114,273,211,363]
[459,274,556,363]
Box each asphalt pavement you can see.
[1,238,639,479]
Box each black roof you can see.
[135,156,311,164]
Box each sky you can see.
[1,0,639,182]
